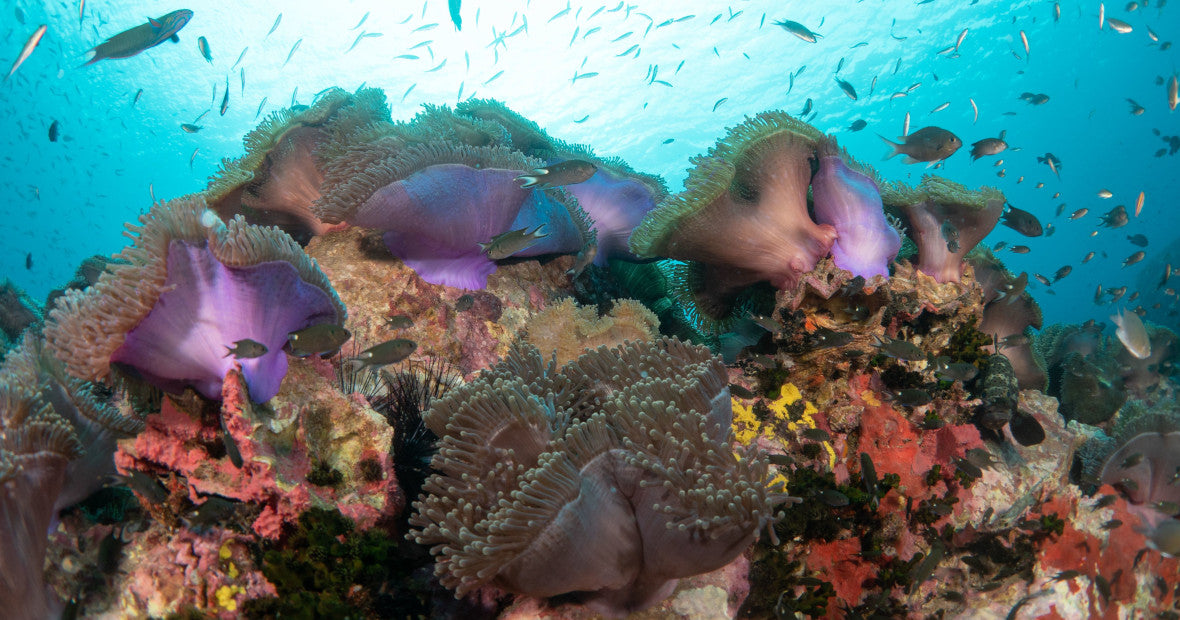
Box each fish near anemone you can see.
[559,154,667,266]
[630,111,837,298]
[883,175,1004,283]
[811,139,901,279]
[314,142,594,289]
[1,333,143,516]
[0,376,82,620]
[408,338,791,615]
[205,87,391,244]
[44,196,346,403]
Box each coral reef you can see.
[409,338,789,615]
[8,91,1176,618]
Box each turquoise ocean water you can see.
[1,0,1176,330]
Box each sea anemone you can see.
[408,338,789,615]
[1,333,142,515]
[455,98,556,156]
[0,280,40,349]
[0,375,81,619]
[314,142,593,289]
[563,160,664,266]
[811,140,901,279]
[630,111,836,293]
[883,176,1004,283]
[204,88,391,244]
[44,195,346,402]
[970,252,1047,390]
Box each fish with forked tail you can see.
[515,160,598,189]
[479,225,549,260]
[970,130,1007,160]
[880,126,961,164]
[83,10,193,65]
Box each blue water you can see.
[1,0,1176,331]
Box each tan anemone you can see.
[629,111,836,292]
[409,338,788,615]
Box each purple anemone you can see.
[563,163,662,266]
[811,145,901,279]
[45,196,346,403]
[351,163,587,289]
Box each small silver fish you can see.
[1112,307,1150,358]
[774,19,821,42]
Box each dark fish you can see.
[908,542,946,593]
[1053,265,1072,282]
[800,97,813,116]
[180,123,202,133]
[996,272,1028,303]
[115,470,168,504]
[84,10,193,65]
[849,119,867,131]
[48,120,59,142]
[818,488,849,507]
[219,78,229,116]
[197,35,212,63]
[25,252,32,270]
[479,224,548,259]
[184,496,239,529]
[1009,245,1031,254]
[1094,494,1117,509]
[728,383,755,399]
[1120,452,1144,468]
[516,159,597,188]
[350,339,417,368]
[1001,204,1043,237]
[835,77,857,100]
[801,428,831,442]
[941,220,960,252]
[219,414,242,468]
[1123,251,1146,267]
[1100,205,1128,228]
[287,324,351,358]
[893,388,933,407]
[774,19,821,42]
[970,130,1007,160]
[860,452,879,499]
[224,338,268,359]
[1037,152,1062,177]
[1035,273,1052,286]
[810,328,853,350]
[1018,92,1050,105]
[874,335,926,361]
[1127,234,1148,247]
[933,359,978,382]
[385,314,413,330]
[880,126,962,163]
[449,0,462,30]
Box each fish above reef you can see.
[880,126,961,164]
[932,358,979,382]
[835,77,857,100]
[1100,205,1129,228]
[48,120,59,142]
[224,338,268,359]
[849,119,867,131]
[1037,152,1062,177]
[479,225,549,260]
[995,272,1028,303]
[873,335,926,362]
[385,314,413,330]
[197,35,212,63]
[1053,265,1072,282]
[1122,250,1145,267]
[286,323,351,358]
[808,328,853,350]
[892,388,933,407]
[970,130,1007,160]
[1000,204,1043,237]
[1018,92,1050,105]
[349,338,417,369]
[83,9,193,65]
[1111,307,1151,359]
[1127,234,1148,247]
[774,18,821,42]
[515,159,598,189]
